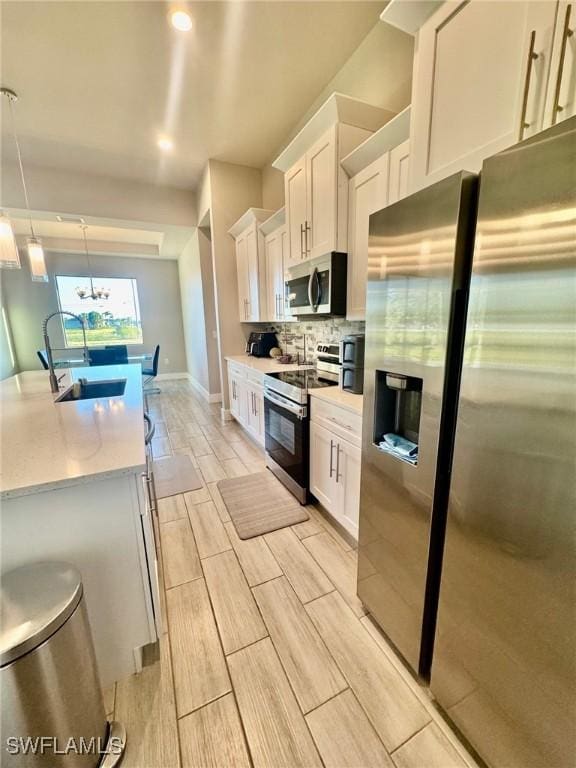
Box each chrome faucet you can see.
[42,311,88,393]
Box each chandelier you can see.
[76,225,110,300]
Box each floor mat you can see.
[217,470,309,539]
[154,455,203,498]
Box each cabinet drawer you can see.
[311,398,362,447]
[228,362,247,379]
[246,368,264,386]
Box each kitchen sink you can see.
[56,378,127,402]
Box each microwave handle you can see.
[308,268,321,312]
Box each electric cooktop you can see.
[264,369,337,404]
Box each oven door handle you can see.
[264,389,306,419]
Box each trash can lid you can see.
[0,562,83,667]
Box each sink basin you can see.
[56,378,127,402]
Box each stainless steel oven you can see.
[264,385,308,504]
[286,251,347,317]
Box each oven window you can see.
[269,410,296,454]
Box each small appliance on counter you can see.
[245,331,277,357]
[340,334,365,394]
[315,343,341,383]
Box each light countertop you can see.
[309,386,364,415]
[225,355,313,374]
[0,364,146,500]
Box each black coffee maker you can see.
[246,332,277,358]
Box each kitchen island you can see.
[0,364,159,686]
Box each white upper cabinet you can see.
[342,107,411,320]
[260,208,288,323]
[388,138,411,205]
[274,93,398,266]
[545,0,576,127]
[346,155,389,320]
[306,126,338,259]
[229,208,273,322]
[410,0,560,191]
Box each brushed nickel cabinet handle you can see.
[305,221,311,254]
[519,30,539,141]
[336,443,342,483]
[300,223,305,259]
[329,439,334,478]
[551,4,573,125]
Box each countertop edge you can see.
[1,463,148,501]
[308,388,364,416]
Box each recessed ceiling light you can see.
[171,10,192,32]
[158,137,174,152]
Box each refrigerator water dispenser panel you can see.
[373,372,423,463]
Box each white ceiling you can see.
[1,1,385,191]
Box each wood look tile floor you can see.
[110,381,477,768]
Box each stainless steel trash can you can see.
[0,562,126,767]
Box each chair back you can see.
[88,348,118,366]
[37,350,49,370]
[151,345,160,376]
[105,345,128,364]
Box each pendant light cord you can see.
[81,225,95,294]
[7,96,36,239]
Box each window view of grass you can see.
[55,276,143,347]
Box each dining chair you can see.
[88,348,118,366]
[105,345,128,364]
[142,345,160,394]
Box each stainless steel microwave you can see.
[285,252,347,317]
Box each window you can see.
[55,275,143,347]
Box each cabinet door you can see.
[410,0,558,190]
[280,225,294,322]
[265,229,284,322]
[306,126,338,259]
[309,421,338,512]
[229,370,240,419]
[334,438,361,539]
[388,139,411,205]
[235,233,249,322]
[545,0,576,128]
[245,225,260,321]
[285,157,307,266]
[347,154,389,320]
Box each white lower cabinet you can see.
[309,420,361,539]
[227,361,265,446]
[245,381,265,445]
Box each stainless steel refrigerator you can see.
[358,117,575,767]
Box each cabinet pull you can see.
[551,4,573,125]
[300,223,305,259]
[305,221,311,255]
[335,443,342,483]
[329,439,334,478]
[518,30,539,141]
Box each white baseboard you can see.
[187,374,222,403]
[156,372,189,381]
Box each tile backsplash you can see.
[246,318,365,361]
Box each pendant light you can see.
[1,87,48,282]
[76,225,110,300]
[0,211,20,269]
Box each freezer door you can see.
[432,117,576,767]
[357,172,478,673]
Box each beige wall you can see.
[0,282,17,380]
[2,251,187,374]
[262,20,414,209]
[178,228,220,396]
[200,160,262,410]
